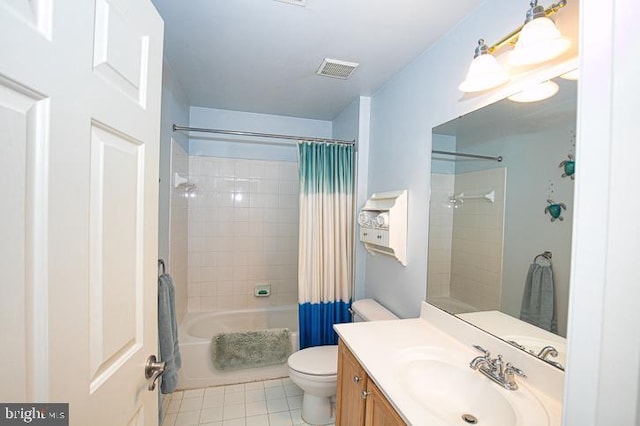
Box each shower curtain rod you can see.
[432,149,503,162]
[172,124,356,146]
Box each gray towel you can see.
[520,264,558,333]
[158,273,181,393]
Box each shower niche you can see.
[358,189,408,266]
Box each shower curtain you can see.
[297,141,354,349]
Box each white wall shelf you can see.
[358,189,408,266]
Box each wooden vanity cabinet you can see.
[336,340,406,426]
[365,380,406,426]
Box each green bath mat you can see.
[211,328,292,371]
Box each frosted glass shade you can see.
[458,54,509,93]
[509,17,570,66]
[508,80,559,103]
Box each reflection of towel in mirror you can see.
[158,273,182,394]
[520,264,558,333]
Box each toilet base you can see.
[301,393,334,425]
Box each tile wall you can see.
[187,156,299,312]
[427,173,455,298]
[170,139,190,322]
[450,167,506,311]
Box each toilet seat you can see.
[288,345,338,376]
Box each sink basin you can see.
[393,346,550,426]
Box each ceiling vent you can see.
[274,0,306,6]
[316,58,359,80]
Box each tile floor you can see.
[161,378,335,426]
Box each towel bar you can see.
[533,251,553,265]
[158,259,166,277]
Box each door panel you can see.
[0,77,49,402]
[336,341,367,425]
[0,0,164,423]
[89,122,144,391]
[93,0,150,106]
[1,0,52,39]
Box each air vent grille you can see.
[316,58,359,80]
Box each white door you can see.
[0,1,164,424]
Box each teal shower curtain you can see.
[297,141,354,348]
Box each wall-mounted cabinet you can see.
[358,190,408,266]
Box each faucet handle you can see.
[505,363,526,378]
[472,344,490,357]
[507,340,526,350]
[502,363,526,391]
[494,355,504,375]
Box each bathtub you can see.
[177,306,299,389]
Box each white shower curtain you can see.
[297,141,354,348]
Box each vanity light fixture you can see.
[507,80,559,103]
[509,1,570,66]
[459,0,569,93]
[458,39,509,93]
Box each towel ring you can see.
[533,251,553,265]
[158,259,166,277]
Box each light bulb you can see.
[508,80,559,103]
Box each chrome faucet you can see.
[537,345,558,359]
[469,344,492,369]
[537,345,564,370]
[469,345,526,391]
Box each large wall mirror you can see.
[428,75,577,370]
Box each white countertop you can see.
[334,302,563,426]
[458,310,567,367]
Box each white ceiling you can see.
[150,0,482,121]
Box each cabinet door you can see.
[360,227,389,246]
[373,229,389,246]
[360,227,374,243]
[336,340,367,426]
[365,380,406,426]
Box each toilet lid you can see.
[288,345,338,376]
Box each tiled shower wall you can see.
[428,168,506,311]
[450,167,506,311]
[427,173,455,298]
[187,156,299,312]
[169,139,190,322]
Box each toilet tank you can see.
[350,298,398,322]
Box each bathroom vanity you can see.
[334,302,564,425]
[335,340,405,425]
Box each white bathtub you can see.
[177,306,299,389]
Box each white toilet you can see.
[287,299,398,425]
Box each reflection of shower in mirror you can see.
[449,190,495,204]
[428,74,577,368]
[174,172,197,198]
